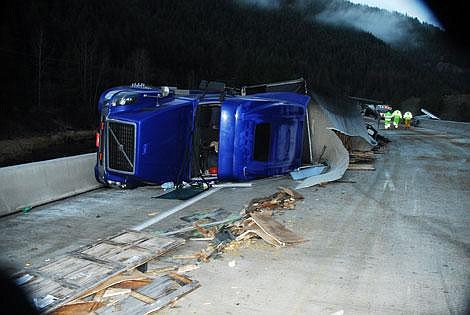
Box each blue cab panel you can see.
[94,81,310,188]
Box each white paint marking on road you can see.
[383,170,395,192]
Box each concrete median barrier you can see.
[0,153,102,216]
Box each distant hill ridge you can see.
[1,0,469,139]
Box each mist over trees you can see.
[1,0,469,139]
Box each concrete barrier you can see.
[415,119,470,138]
[0,153,102,216]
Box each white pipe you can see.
[211,182,252,188]
[131,187,222,231]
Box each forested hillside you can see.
[1,0,469,139]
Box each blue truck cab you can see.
[94,80,310,188]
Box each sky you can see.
[347,0,442,28]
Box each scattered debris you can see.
[159,214,242,237]
[347,163,376,171]
[57,272,200,315]
[102,288,132,298]
[213,227,235,246]
[348,150,377,171]
[22,206,32,214]
[179,208,229,223]
[176,264,200,273]
[13,230,188,313]
[15,187,307,314]
[290,164,327,180]
[244,187,304,214]
[172,187,306,262]
[14,273,34,286]
[236,212,304,247]
[189,237,214,241]
[153,183,208,200]
[194,223,217,238]
[348,151,375,164]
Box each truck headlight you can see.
[111,92,139,106]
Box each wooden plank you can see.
[76,269,149,300]
[16,273,76,311]
[137,275,179,299]
[52,300,103,315]
[137,280,200,314]
[167,272,192,285]
[137,236,185,253]
[102,288,131,298]
[347,163,376,171]
[236,224,282,247]
[249,213,305,246]
[110,230,152,244]
[38,256,117,289]
[129,291,156,304]
[96,276,200,315]
[112,279,153,289]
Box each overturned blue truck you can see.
[94,78,311,188]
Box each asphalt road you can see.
[0,126,468,314]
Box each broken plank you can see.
[347,163,376,171]
[52,300,103,315]
[138,280,200,314]
[236,226,281,247]
[112,279,153,289]
[167,272,193,285]
[95,275,199,315]
[278,186,304,200]
[249,212,305,246]
[129,291,156,304]
[102,288,131,298]
[76,269,150,300]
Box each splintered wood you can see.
[236,212,304,247]
[244,186,304,214]
[348,150,376,171]
[52,272,199,315]
[236,187,305,247]
[12,230,194,314]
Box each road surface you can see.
[0,126,468,314]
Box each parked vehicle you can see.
[94,79,310,188]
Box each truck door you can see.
[218,94,309,181]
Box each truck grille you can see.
[107,121,135,173]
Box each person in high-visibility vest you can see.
[384,111,392,129]
[392,109,402,129]
[403,111,413,128]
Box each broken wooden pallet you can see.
[51,271,200,315]
[13,230,184,314]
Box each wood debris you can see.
[53,272,200,315]
[12,230,192,314]
[348,150,376,171]
[235,212,304,247]
[244,187,304,214]
[347,163,375,171]
[194,223,217,238]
